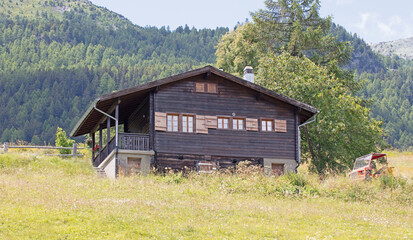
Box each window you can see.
[232,118,244,130]
[271,163,284,176]
[182,115,194,133]
[167,114,179,132]
[195,82,205,92]
[195,82,217,93]
[198,161,217,173]
[262,119,273,132]
[217,117,229,129]
[207,83,217,93]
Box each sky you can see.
[90,0,413,44]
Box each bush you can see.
[55,127,75,154]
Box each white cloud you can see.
[377,15,413,39]
[354,12,371,31]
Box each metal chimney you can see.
[243,66,254,83]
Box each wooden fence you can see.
[1,143,84,158]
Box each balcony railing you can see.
[93,133,150,167]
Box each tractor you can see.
[349,153,394,180]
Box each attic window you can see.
[195,82,205,92]
[207,83,217,93]
[195,82,217,93]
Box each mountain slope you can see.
[370,37,413,59]
[0,0,228,144]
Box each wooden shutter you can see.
[205,116,217,129]
[246,118,258,131]
[195,82,205,92]
[207,83,217,93]
[275,119,287,132]
[155,112,167,131]
[196,115,208,134]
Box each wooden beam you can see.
[115,104,119,177]
[149,91,155,150]
[203,71,211,80]
[91,132,95,161]
[107,117,111,144]
[255,92,262,101]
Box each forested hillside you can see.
[359,56,413,150]
[330,24,384,74]
[330,25,413,150]
[0,0,227,144]
[0,0,412,150]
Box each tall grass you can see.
[0,153,412,239]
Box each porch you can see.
[93,133,152,167]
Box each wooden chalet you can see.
[71,66,317,178]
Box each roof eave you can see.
[70,98,100,137]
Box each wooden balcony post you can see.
[115,103,119,177]
[107,117,111,157]
[107,117,111,144]
[91,132,95,161]
[99,124,103,163]
[149,91,154,150]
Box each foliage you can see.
[217,0,351,77]
[0,152,412,239]
[359,56,413,150]
[0,1,228,144]
[258,52,384,174]
[216,23,261,76]
[55,127,74,154]
[216,0,383,174]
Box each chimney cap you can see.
[243,66,254,83]
[243,66,253,74]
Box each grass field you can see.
[0,151,412,239]
[385,150,413,178]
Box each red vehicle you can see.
[348,153,393,180]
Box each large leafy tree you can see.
[216,0,384,174]
[258,53,383,174]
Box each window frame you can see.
[194,82,218,94]
[195,82,205,93]
[217,116,230,130]
[181,114,195,133]
[206,83,218,93]
[232,117,245,131]
[166,113,180,132]
[261,119,274,132]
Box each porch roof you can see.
[71,65,317,137]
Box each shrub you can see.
[55,127,75,154]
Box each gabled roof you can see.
[71,65,317,137]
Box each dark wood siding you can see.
[127,96,149,134]
[154,75,297,161]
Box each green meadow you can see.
[0,151,412,239]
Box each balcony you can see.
[93,133,151,167]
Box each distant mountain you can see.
[370,37,413,59]
[330,24,385,74]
